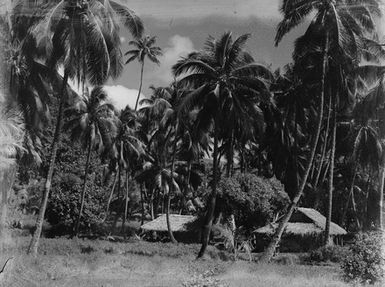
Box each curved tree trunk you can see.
[74,140,92,236]
[324,95,336,245]
[198,118,219,258]
[165,190,177,243]
[135,61,144,111]
[259,33,328,263]
[28,73,68,255]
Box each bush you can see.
[341,232,385,284]
[308,245,351,263]
[216,173,289,231]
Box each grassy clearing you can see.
[0,237,377,287]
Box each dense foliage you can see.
[217,173,289,230]
[341,232,385,284]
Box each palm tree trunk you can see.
[365,175,372,230]
[140,184,145,225]
[259,32,328,263]
[103,169,119,222]
[113,167,122,233]
[150,188,154,220]
[198,118,219,258]
[226,130,234,178]
[28,72,68,255]
[74,140,92,236]
[378,157,385,229]
[324,95,336,245]
[122,170,130,236]
[340,165,357,227]
[166,130,178,243]
[186,160,192,189]
[135,61,144,111]
[313,93,332,209]
[351,188,360,230]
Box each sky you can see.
[106,0,306,108]
[100,0,384,109]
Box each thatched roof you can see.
[141,214,197,232]
[254,207,347,236]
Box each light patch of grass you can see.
[219,263,348,287]
[2,237,377,286]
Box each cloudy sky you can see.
[106,0,385,109]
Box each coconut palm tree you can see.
[173,32,273,258]
[125,35,162,111]
[260,0,381,262]
[28,0,143,255]
[112,107,145,234]
[64,86,116,236]
[136,125,182,244]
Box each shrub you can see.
[341,232,385,285]
[216,173,289,231]
[308,245,351,263]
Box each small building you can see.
[141,214,200,243]
[253,207,347,252]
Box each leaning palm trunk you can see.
[198,118,219,258]
[135,61,144,111]
[259,33,328,263]
[313,93,332,209]
[74,140,92,236]
[28,73,68,255]
[324,96,336,245]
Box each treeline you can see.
[1,0,385,263]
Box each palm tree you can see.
[28,0,143,255]
[125,35,162,111]
[65,86,116,236]
[260,0,380,261]
[136,127,182,244]
[173,32,273,258]
[112,107,145,234]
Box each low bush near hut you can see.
[341,232,384,284]
[308,245,351,263]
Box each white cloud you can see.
[150,35,194,84]
[120,36,127,44]
[104,85,146,110]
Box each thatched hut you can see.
[140,214,200,243]
[253,207,347,252]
